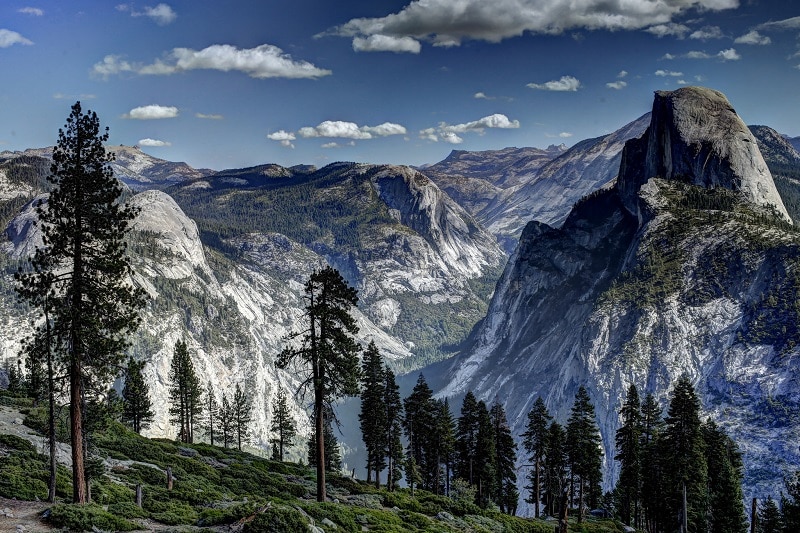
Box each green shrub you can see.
[243,505,309,533]
[48,503,138,531]
[149,501,198,525]
[106,501,148,519]
[198,502,257,526]
[382,490,422,513]
[300,501,359,532]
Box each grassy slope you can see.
[0,392,627,533]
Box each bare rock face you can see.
[618,87,791,223]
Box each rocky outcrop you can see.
[435,87,800,508]
[618,87,791,223]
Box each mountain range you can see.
[1,86,799,508]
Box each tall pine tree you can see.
[523,396,551,518]
[383,365,404,491]
[232,383,253,451]
[403,374,438,491]
[474,400,497,508]
[703,420,747,533]
[565,386,603,522]
[15,101,145,503]
[543,420,567,518]
[270,387,297,461]
[121,356,154,434]
[614,383,642,528]
[168,340,202,443]
[640,392,666,532]
[359,341,387,486]
[455,391,481,485]
[491,400,518,515]
[277,266,360,502]
[201,381,218,446]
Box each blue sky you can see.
[1,0,799,170]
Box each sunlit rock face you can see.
[435,87,800,511]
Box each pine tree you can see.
[664,375,707,533]
[783,472,800,532]
[14,102,145,503]
[640,392,666,532]
[220,393,234,449]
[277,266,361,502]
[474,400,497,508]
[703,420,747,533]
[232,383,253,451]
[307,406,342,473]
[455,391,480,485]
[201,381,218,446]
[615,383,642,527]
[359,341,387,486]
[436,398,457,496]
[565,386,603,522]
[758,496,781,533]
[491,400,518,514]
[523,396,551,518]
[24,353,46,406]
[543,420,567,518]
[403,374,438,491]
[121,356,154,434]
[383,365,404,491]
[168,340,203,443]
[270,387,296,461]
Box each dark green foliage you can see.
[566,386,603,520]
[270,386,297,461]
[664,375,707,533]
[639,392,666,531]
[232,382,253,451]
[48,503,138,531]
[523,396,551,517]
[307,405,342,473]
[168,339,203,443]
[473,400,496,508]
[243,505,309,533]
[360,340,387,485]
[542,420,567,518]
[403,374,439,492]
[490,401,518,514]
[758,495,782,533]
[781,471,800,532]
[455,390,480,485]
[614,384,641,527]
[277,266,361,502]
[383,365,405,491]
[201,381,219,446]
[703,420,747,533]
[15,101,146,503]
[435,397,457,497]
[121,355,154,434]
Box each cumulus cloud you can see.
[559,132,573,138]
[734,30,771,45]
[617,70,628,78]
[527,75,581,91]
[268,130,296,148]
[325,0,737,52]
[655,69,683,76]
[353,35,421,53]
[686,50,712,59]
[321,141,356,149]
[420,113,519,143]
[607,80,627,90]
[18,7,44,16]
[297,120,406,140]
[138,138,171,147]
[123,105,178,119]
[0,29,33,47]
[474,92,491,99]
[645,23,690,38]
[195,112,223,120]
[118,3,176,25]
[690,25,723,40]
[92,44,331,80]
[717,47,740,61]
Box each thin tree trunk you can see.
[535,456,540,518]
[70,354,86,503]
[46,306,56,503]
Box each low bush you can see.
[48,503,138,531]
[243,505,309,533]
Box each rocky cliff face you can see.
[425,115,649,252]
[437,87,800,504]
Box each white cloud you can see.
[757,17,800,31]
[617,70,628,78]
[53,93,96,100]
[267,130,296,148]
[645,23,690,38]
[92,44,331,80]
[689,25,723,40]
[353,35,421,53]
[297,120,406,140]
[123,105,179,119]
[718,47,740,61]
[686,50,712,59]
[655,69,683,76]
[0,29,33,47]
[559,132,573,138]
[195,112,223,120]
[474,92,490,99]
[606,81,627,90]
[527,75,581,91]
[326,0,737,51]
[677,79,688,85]
[321,141,356,149]
[734,30,771,45]
[420,113,519,142]
[141,4,176,25]
[662,53,676,60]
[18,7,44,16]
[138,138,171,147]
